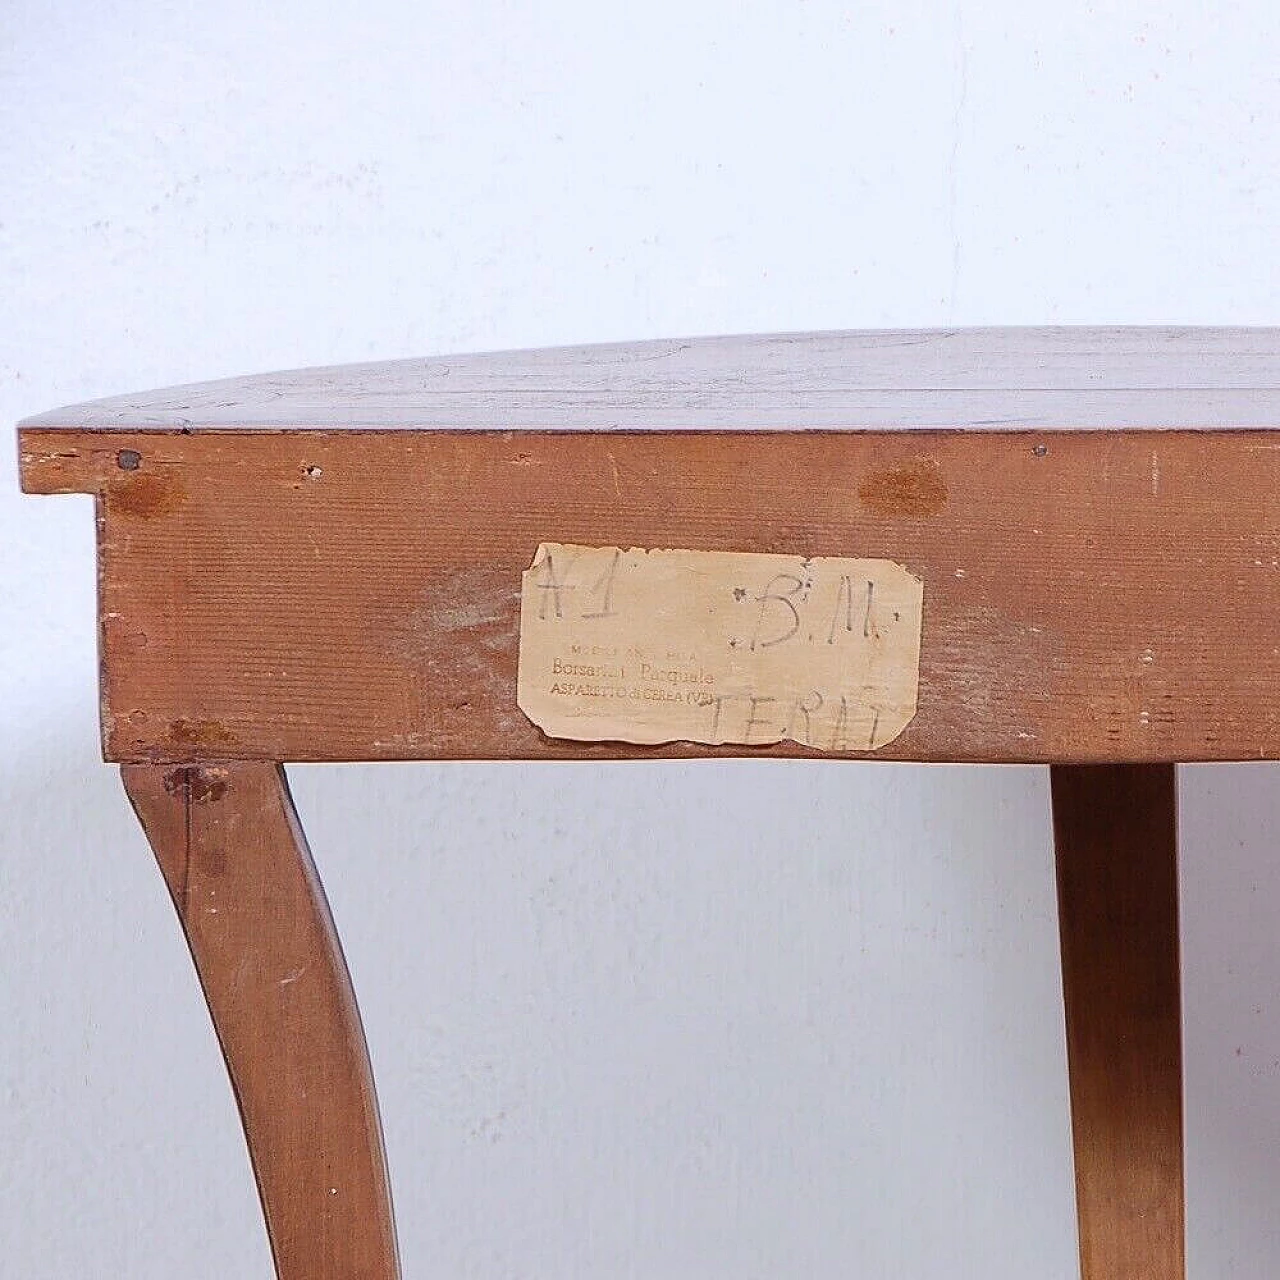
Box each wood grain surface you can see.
[1052,764,1183,1280]
[19,326,1280,429]
[20,426,1280,764]
[122,762,401,1280]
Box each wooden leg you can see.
[122,762,401,1280]
[1051,764,1184,1280]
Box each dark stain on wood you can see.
[858,457,948,517]
[162,765,230,803]
[201,840,229,875]
[111,471,186,519]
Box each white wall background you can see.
[4,2,1280,1275]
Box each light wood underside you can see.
[20,326,1280,430]
[20,425,1280,765]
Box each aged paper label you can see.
[517,543,923,751]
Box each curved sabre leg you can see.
[122,761,401,1280]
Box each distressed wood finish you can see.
[20,426,1280,765]
[122,762,400,1280]
[1052,765,1184,1280]
[20,326,1280,429]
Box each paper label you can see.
[516,543,923,751]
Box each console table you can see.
[21,326,1279,1279]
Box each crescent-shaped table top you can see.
[20,326,1280,431]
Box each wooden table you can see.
[21,326,1280,1279]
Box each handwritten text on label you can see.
[517,544,924,751]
